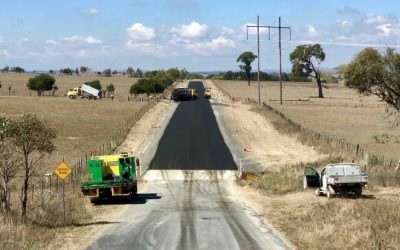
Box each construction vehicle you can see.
[189,88,198,100]
[67,87,81,99]
[171,88,192,101]
[204,87,211,99]
[81,154,140,202]
[67,84,100,100]
[304,163,368,198]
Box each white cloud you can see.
[0,49,9,57]
[171,22,208,38]
[45,39,57,45]
[307,25,318,37]
[377,23,392,36]
[336,19,351,28]
[60,35,102,44]
[83,8,99,15]
[184,36,235,54]
[364,14,387,24]
[17,37,29,46]
[222,27,235,35]
[242,23,267,36]
[0,36,4,44]
[127,23,156,41]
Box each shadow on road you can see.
[73,221,120,227]
[92,193,162,206]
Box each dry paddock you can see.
[214,80,400,160]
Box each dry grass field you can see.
[0,96,147,172]
[214,80,400,160]
[0,73,137,100]
[0,73,148,171]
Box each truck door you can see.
[304,167,320,188]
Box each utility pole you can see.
[247,16,291,105]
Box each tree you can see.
[166,67,180,81]
[237,51,257,86]
[8,114,56,219]
[340,47,400,112]
[103,69,112,77]
[135,68,144,78]
[75,67,79,75]
[112,70,118,75]
[2,66,9,72]
[290,44,326,98]
[106,83,115,97]
[10,66,25,73]
[130,78,165,96]
[0,117,19,214]
[27,74,56,96]
[127,67,135,77]
[60,68,73,75]
[85,80,102,90]
[80,66,88,74]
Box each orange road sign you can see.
[54,162,72,181]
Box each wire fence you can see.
[213,80,400,171]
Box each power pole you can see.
[247,16,291,105]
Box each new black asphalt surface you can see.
[149,81,236,170]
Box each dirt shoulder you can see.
[207,79,322,172]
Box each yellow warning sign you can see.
[54,162,72,181]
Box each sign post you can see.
[54,162,72,224]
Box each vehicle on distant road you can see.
[204,87,211,99]
[171,88,192,101]
[189,88,198,100]
[304,163,368,198]
[81,153,140,202]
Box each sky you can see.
[0,0,400,72]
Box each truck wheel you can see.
[355,187,362,198]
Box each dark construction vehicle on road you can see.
[171,88,193,101]
[81,154,140,202]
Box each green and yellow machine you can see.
[81,154,140,201]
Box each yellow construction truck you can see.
[67,87,81,99]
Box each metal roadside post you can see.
[54,162,72,225]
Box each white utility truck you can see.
[304,163,368,198]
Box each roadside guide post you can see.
[54,162,72,225]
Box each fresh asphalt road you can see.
[149,81,236,170]
[87,81,289,250]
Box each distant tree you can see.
[2,66,9,72]
[290,44,326,98]
[180,68,189,80]
[10,66,25,73]
[127,67,135,77]
[130,78,165,96]
[27,74,56,96]
[144,70,158,78]
[80,66,88,74]
[135,68,144,78]
[8,86,11,95]
[85,80,102,90]
[0,81,2,89]
[112,70,118,75]
[8,114,56,219]
[340,47,400,112]
[237,51,257,86]
[60,68,74,75]
[75,67,79,75]
[166,67,180,81]
[103,68,112,77]
[48,69,55,74]
[106,83,115,96]
[96,71,102,75]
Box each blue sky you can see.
[0,0,400,71]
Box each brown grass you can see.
[0,73,137,100]
[0,96,147,171]
[215,80,400,160]
[265,196,400,250]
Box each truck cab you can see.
[304,163,368,198]
[67,87,81,99]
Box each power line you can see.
[247,16,291,105]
